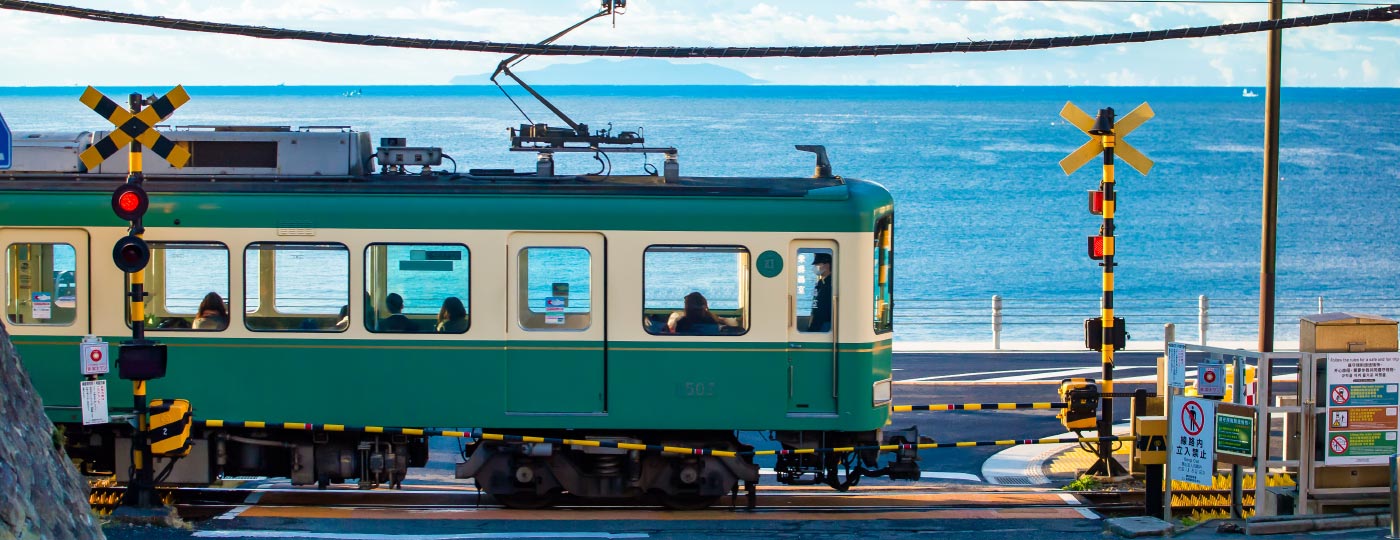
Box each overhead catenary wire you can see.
[0,0,1396,58]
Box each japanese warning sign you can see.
[1169,395,1217,487]
[1325,352,1400,465]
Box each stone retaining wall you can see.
[0,324,104,540]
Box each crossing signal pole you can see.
[79,85,190,508]
[1060,101,1154,478]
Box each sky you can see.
[0,0,1396,87]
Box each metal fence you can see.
[894,296,1400,348]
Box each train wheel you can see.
[493,490,560,510]
[657,493,721,511]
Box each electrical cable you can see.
[1,0,1394,58]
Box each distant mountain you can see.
[451,59,764,85]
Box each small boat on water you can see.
[1242,88,1259,98]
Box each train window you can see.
[364,244,470,334]
[130,242,231,331]
[518,247,591,331]
[244,242,349,332]
[874,214,894,334]
[795,247,835,333]
[5,243,77,326]
[642,246,749,336]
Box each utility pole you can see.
[1259,0,1284,353]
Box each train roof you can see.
[0,127,894,233]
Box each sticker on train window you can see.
[518,248,590,331]
[6,242,77,326]
[31,292,52,319]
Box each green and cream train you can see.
[0,125,903,508]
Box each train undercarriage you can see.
[64,425,923,510]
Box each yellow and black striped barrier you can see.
[195,419,1131,458]
[893,402,1067,412]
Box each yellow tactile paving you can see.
[1046,440,1131,475]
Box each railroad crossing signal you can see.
[78,85,191,171]
[1059,102,1155,176]
[1059,101,1155,479]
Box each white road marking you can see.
[899,366,1071,383]
[758,468,981,483]
[216,490,266,520]
[1057,493,1080,505]
[979,366,1153,383]
[920,471,983,482]
[1074,507,1101,519]
[193,532,649,539]
[215,506,252,520]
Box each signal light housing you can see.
[1088,236,1105,260]
[1088,190,1104,215]
[1084,317,1128,352]
[117,340,167,380]
[111,183,148,222]
[112,235,151,273]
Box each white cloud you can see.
[1363,59,1379,83]
[0,0,1395,86]
[1128,13,1152,31]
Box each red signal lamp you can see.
[111,183,148,222]
[1088,190,1104,215]
[1088,235,1105,260]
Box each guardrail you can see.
[896,296,1400,349]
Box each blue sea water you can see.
[2,85,1398,345]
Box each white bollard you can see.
[992,295,1002,351]
[1199,295,1210,346]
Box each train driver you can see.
[808,253,832,332]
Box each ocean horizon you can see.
[3,84,1397,347]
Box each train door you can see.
[787,241,837,415]
[505,232,606,414]
[1,229,90,337]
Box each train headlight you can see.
[873,378,892,406]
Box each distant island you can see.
[450,59,764,86]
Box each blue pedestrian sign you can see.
[0,111,11,169]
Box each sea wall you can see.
[0,325,103,540]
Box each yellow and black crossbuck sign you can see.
[1059,101,1155,176]
[78,85,191,170]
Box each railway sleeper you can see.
[456,431,757,509]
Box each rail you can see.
[897,295,1400,349]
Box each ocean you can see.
[2,85,1398,346]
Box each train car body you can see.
[0,126,902,508]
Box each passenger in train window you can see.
[193,292,229,331]
[667,292,732,335]
[379,293,416,332]
[335,305,350,330]
[808,253,833,332]
[436,297,469,333]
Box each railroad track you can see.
[89,481,1143,519]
